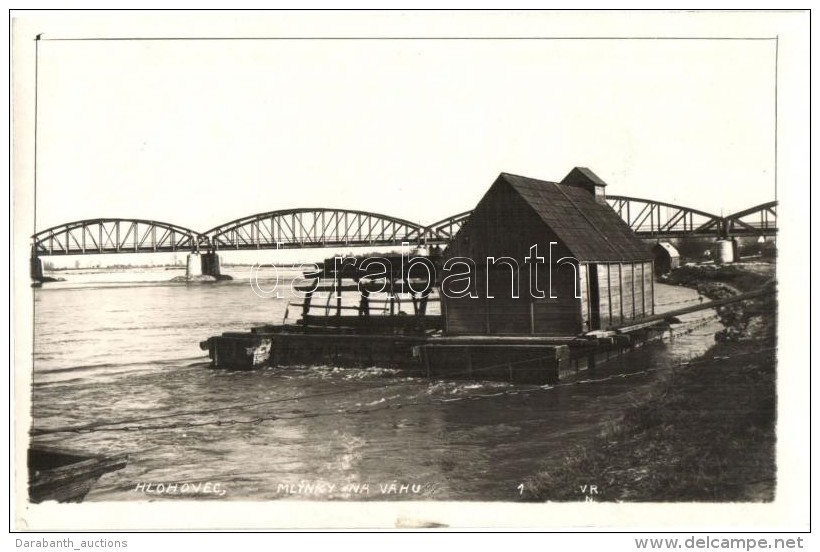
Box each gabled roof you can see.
[561,166,608,189]
[500,172,652,262]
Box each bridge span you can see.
[30,196,777,280]
[204,208,434,251]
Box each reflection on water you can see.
[30,267,722,501]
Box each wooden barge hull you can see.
[201,328,429,374]
[200,324,670,385]
[199,287,770,382]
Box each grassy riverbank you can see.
[525,261,777,502]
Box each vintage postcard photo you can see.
[10,11,810,531]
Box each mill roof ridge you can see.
[496,171,653,262]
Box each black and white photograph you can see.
[10,10,810,533]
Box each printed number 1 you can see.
[517,483,524,495]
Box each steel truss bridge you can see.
[31,198,777,257]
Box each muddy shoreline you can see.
[525,261,777,502]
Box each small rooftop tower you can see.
[560,167,608,204]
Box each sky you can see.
[32,36,777,233]
[14,13,790,268]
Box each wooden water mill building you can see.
[204,167,663,384]
[442,168,655,336]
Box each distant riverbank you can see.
[525,261,776,502]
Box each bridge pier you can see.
[201,252,222,278]
[30,256,43,281]
[641,235,776,263]
[713,239,735,264]
[186,253,203,278]
[185,251,222,279]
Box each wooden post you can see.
[641,263,646,316]
[336,273,342,317]
[618,262,624,324]
[303,279,315,319]
[485,293,491,335]
[576,264,584,332]
[631,261,636,320]
[443,295,449,334]
[585,264,592,328]
[607,264,613,327]
[419,286,430,316]
[530,300,536,335]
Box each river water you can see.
[29,266,723,501]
